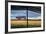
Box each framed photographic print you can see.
[5,0,45,34]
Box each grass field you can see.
[11,19,41,28]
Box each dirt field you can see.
[11,19,41,28]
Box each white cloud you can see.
[28,16,41,19]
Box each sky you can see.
[11,6,41,19]
[11,10,41,19]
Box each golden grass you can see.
[11,20,27,26]
[11,19,41,28]
[28,20,41,26]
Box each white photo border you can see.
[7,2,45,32]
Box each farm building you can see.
[16,16,26,20]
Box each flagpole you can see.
[27,7,28,28]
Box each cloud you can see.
[28,16,41,19]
